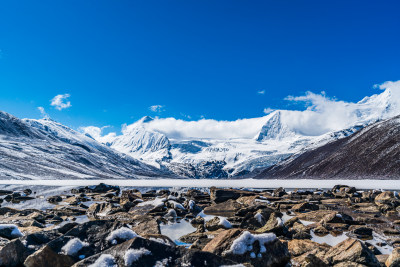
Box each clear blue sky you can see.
[0,0,399,131]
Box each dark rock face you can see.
[257,115,400,179]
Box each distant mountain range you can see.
[1,86,400,179]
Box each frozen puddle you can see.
[311,231,348,246]
[160,219,196,247]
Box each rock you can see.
[24,245,75,267]
[23,189,32,195]
[290,222,312,240]
[0,224,23,240]
[85,202,118,219]
[205,217,232,231]
[348,226,373,239]
[120,190,142,210]
[210,187,255,203]
[203,199,243,217]
[0,190,13,196]
[324,238,380,266]
[202,229,290,267]
[375,191,400,207]
[0,239,27,266]
[73,236,236,267]
[89,183,120,194]
[47,196,62,203]
[289,239,331,266]
[190,216,205,227]
[320,212,353,225]
[273,187,286,197]
[291,202,319,212]
[288,239,330,257]
[386,247,400,267]
[131,215,160,235]
[256,213,287,236]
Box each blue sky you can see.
[0,0,399,132]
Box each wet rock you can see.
[202,229,290,267]
[210,187,256,203]
[24,245,75,267]
[324,238,380,266]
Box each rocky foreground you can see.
[0,184,400,266]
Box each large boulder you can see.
[202,229,290,267]
[375,191,400,207]
[24,245,75,267]
[203,199,243,217]
[288,239,331,266]
[324,238,380,266]
[256,213,287,236]
[210,187,256,203]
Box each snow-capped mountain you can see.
[258,115,400,179]
[0,111,169,180]
[87,85,400,178]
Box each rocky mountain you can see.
[257,115,400,179]
[0,111,169,179]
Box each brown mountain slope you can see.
[256,115,400,179]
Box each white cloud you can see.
[124,116,267,139]
[85,80,400,141]
[149,105,165,113]
[79,126,116,143]
[263,108,274,114]
[37,106,49,118]
[257,90,265,95]
[51,94,71,110]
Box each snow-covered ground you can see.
[1,179,400,189]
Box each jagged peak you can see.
[139,116,154,124]
[255,111,295,141]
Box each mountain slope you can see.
[257,116,400,179]
[0,112,169,180]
